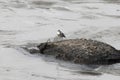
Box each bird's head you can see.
[58,30,61,32]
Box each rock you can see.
[35,39,120,65]
[22,47,39,54]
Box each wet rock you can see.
[22,47,39,54]
[34,39,120,65]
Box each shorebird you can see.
[53,30,66,41]
[57,30,66,38]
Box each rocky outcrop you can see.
[28,39,120,65]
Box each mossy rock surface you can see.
[36,39,120,65]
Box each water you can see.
[0,0,120,80]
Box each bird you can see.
[57,30,66,38]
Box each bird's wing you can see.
[62,33,66,37]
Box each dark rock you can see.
[37,42,48,53]
[29,48,40,54]
[22,47,39,54]
[35,39,120,65]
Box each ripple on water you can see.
[8,1,28,8]
[51,6,71,12]
[97,13,120,19]
[103,0,120,4]
[0,30,18,35]
[29,0,56,9]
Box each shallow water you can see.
[0,0,120,80]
